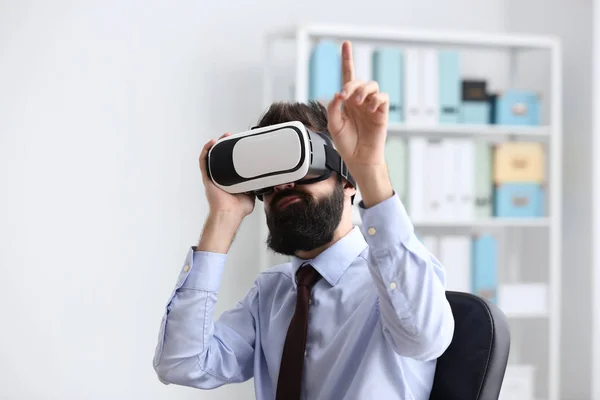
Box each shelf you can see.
[413,218,550,228]
[354,217,550,229]
[269,24,560,50]
[387,123,551,141]
[506,311,549,319]
[264,25,562,400]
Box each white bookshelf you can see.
[387,123,551,140]
[261,25,562,400]
[410,218,551,229]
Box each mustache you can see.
[270,189,309,209]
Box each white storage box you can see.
[499,364,535,400]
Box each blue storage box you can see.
[472,234,498,304]
[494,183,544,218]
[460,102,490,124]
[494,90,540,126]
[459,80,489,124]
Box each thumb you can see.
[326,92,345,136]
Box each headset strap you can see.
[324,146,355,188]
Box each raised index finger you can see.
[341,41,354,84]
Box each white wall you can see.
[505,1,594,399]
[0,1,509,399]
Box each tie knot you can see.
[296,264,321,288]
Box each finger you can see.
[327,92,345,134]
[353,81,379,106]
[341,41,354,84]
[340,80,364,100]
[199,133,229,175]
[370,92,389,113]
[199,138,217,180]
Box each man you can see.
[153,41,454,399]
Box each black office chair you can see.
[429,291,511,400]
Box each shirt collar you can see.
[290,226,368,287]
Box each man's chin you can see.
[266,232,319,257]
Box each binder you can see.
[353,43,373,82]
[472,234,497,303]
[422,49,439,125]
[475,142,493,217]
[373,48,404,123]
[408,138,427,220]
[404,48,423,124]
[438,50,461,124]
[384,137,408,205]
[424,140,444,220]
[440,139,459,220]
[439,236,472,293]
[309,40,341,105]
[456,139,475,220]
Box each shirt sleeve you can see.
[153,248,258,389]
[358,193,455,361]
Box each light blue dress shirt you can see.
[153,193,455,400]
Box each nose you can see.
[272,182,295,192]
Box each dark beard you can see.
[266,183,345,256]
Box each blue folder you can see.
[438,51,461,124]
[472,234,497,304]
[309,41,341,103]
[372,48,404,123]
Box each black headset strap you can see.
[295,170,333,186]
[323,146,355,188]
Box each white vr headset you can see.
[207,121,355,200]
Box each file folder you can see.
[408,138,427,220]
[404,48,423,124]
[424,140,444,220]
[438,50,461,124]
[456,139,475,220]
[472,234,497,303]
[373,48,404,123]
[422,49,439,125]
[439,236,472,293]
[353,43,373,82]
[309,40,341,104]
[475,142,493,217]
[385,137,407,205]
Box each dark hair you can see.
[255,101,355,205]
[255,100,330,136]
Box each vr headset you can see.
[207,121,355,200]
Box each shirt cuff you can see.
[177,248,227,292]
[358,192,414,252]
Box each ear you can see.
[343,181,357,197]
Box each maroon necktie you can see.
[275,264,321,400]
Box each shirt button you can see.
[367,227,376,236]
[183,265,190,273]
[304,350,308,358]
[390,282,397,290]
[308,298,312,305]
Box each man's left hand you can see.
[326,40,394,207]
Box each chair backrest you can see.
[429,291,511,400]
